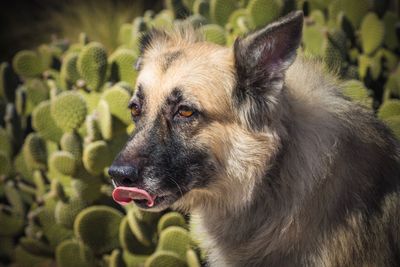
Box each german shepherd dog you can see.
[109,11,400,266]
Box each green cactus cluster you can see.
[0,0,399,266]
[297,0,400,136]
[0,19,203,266]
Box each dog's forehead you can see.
[135,43,236,116]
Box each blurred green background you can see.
[0,0,163,61]
[0,0,399,267]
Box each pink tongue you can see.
[112,187,156,207]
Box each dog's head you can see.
[109,11,303,211]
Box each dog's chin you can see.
[133,193,179,212]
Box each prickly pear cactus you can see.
[12,50,44,78]
[51,91,88,132]
[32,100,64,142]
[247,0,283,28]
[74,205,123,255]
[83,140,111,176]
[210,0,238,25]
[202,24,227,45]
[378,100,400,121]
[360,13,385,55]
[108,49,138,87]
[77,42,108,91]
[60,52,80,89]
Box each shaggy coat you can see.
[109,11,400,266]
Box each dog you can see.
[109,11,400,266]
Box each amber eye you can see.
[130,103,141,117]
[178,108,194,118]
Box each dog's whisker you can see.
[168,177,184,199]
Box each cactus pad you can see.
[83,140,111,176]
[145,251,186,267]
[384,116,400,139]
[60,52,80,89]
[127,208,156,248]
[157,226,191,259]
[108,249,126,267]
[77,42,108,91]
[120,216,154,254]
[5,181,26,215]
[49,151,77,176]
[19,78,50,116]
[23,133,47,170]
[12,50,43,77]
[85,114,102,142]
[383,12,399,50]
[60,131,82,161]
[0,207,24,236]
[109,49,138,86]
[338,0,371,29]
[247,0,282,28]
[360,13,384,55]
[0,126,12,157]
[378,100,400,121]
[210,0,238,25]
[51,91,88,132]
[201,24,227,45]
[157,212,187,233]
[15,245,53,267]
[186,249,201,267]
[32,101,63,142]
[56,239,94,267]
[0,151,11,175]
[97,99,113,140]
[74,205,123,254]
[193,0,210,20]
[19,237,53,257]
[55,198,89,229]
[118,23,133,46]
[102,85,132,125]
[71,178,102,204]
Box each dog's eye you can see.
[178,108,194,118]
[130,103,141,117]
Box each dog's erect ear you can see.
[233,11,303,130]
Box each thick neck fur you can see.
[176,58,400,267]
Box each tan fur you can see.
[138,43,235,123]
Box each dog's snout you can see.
[108,165,139,186]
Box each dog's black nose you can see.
[108,165,139,186]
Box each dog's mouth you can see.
[111,184,177,210]
[112,186,156,207]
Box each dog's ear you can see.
[233,11,303,130]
